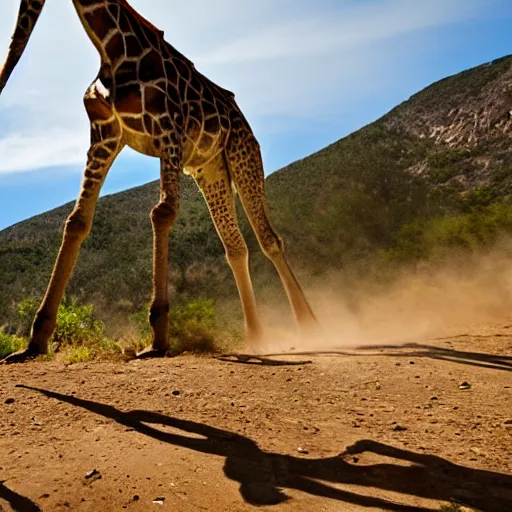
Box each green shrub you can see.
[383,204,512,264]
[52,297,105,347]
[169,298,218,354]
[17,296,105,348]
[14,297,121,363]
[66,346,91,364]
[132,298,225,355]
[0,329,25,359]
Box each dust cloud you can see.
[257,241,512,353]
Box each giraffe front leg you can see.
[136,157,180,359]
[2,117,122,364]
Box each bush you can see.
[14,297,121,363]
[52,297,105,347]
[17,296,105,348]
[169,298,218,354]
[0,328,25,359]
[383,204,512,264]
[132,298,225,355]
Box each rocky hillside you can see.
[383,55,512,192]
[384,55,512,147]
[1,55,512,326]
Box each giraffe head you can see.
[0,0,47,95]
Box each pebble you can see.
[393,425,408,432]
[459,381,472,390]
[4,398,15,405]
[85,469,102,481]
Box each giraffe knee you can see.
[65,209,92,239]
[262,235,285,259]
[225,235,248,261]
[151,200,178,228]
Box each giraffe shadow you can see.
[16,385,512,512]
[261,343,512,372]
[0,481,41,512]
[215,353,312,366]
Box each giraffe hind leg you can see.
[193,153,263,343]
[224,133,318,335]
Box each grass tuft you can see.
[0,328,25,359]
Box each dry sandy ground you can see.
[0,323,511,512]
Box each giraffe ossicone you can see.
[0,0,318,363]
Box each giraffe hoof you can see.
[134,347,169,360]
[1,347,41,364]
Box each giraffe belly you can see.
[182,129,227,170]
[121,122,161,158]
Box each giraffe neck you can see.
[73,0,163,65]
[0,0,164,95]
[0,0,47,94]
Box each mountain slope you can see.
[1,55,512,326]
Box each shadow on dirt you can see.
[17,385,512,512]
[215,353,312,366]
[258,343,512,372]
[0,481,41,512]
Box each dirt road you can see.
[1,322,511,512]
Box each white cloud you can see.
[0,128,87,173]
[194,0,486,66]
[0,0,496,174]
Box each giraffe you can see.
[0,0,318,363]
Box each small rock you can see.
[459,381,472,390]
[172,390,181,396]
[503,419,512,428]
[409,361,415,365]
[85,469,102,481]
[393,425,408,432]
[430,396,438,401]
[132,495,140,502]
[152,497,165,505]
[4,398,15,405]
[297,447,309,454]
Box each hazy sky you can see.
[0,0,511,229]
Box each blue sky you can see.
[0,0,511,230]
